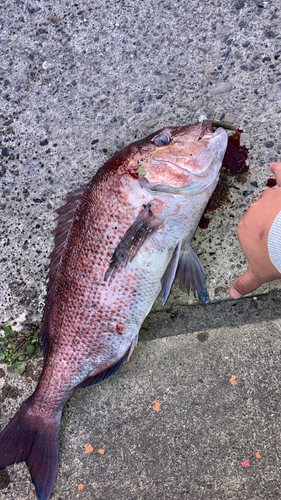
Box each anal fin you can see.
[76,337,138,390]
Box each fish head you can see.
[124,121,228,195]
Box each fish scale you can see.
[0,122,228,500]
[35,178,145,411]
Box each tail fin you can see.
[0,396,61,500]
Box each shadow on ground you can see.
[141,289,281,341]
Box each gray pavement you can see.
[1,317,281,499]
[1,0,281,498]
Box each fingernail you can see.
[229,287,243,299]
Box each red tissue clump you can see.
[199,127,249,230]
[222,129,249,176]
[116,324,125,335]
[266,178,277,187]
[198,214,210,229]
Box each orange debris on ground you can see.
[229,375,236,385]
[241,461,250,468]
[85,444,93,454]
[78,484,84,491]
[153,401,161,412]
[98,449,105,455]
[256,452,261,459]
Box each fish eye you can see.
[152,132,171,147]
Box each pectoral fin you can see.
[161,240,209,305]
[104,203,163,282]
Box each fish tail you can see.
[0,395,61,500]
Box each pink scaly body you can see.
[0,122,228,500]
[37,170,144,412]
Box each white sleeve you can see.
[268,210,281,273]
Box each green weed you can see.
[136,161,146,176]
[0,324,40,374]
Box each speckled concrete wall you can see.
[1,0,281,328]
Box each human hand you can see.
[229,162,281,299]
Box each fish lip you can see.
[208,126,227,137]
[198,125,227,141]
[199,120,213,137]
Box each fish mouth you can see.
[211,120,236,132]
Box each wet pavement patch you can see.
[197,332,209,342]
[0,469,11,490]
[0,383,20,401]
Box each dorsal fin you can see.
[40,184,87,356]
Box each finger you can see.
[229,269,263,299]
[260,188,274,199]
[270,162,281,186]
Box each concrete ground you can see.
[1,0,281,498]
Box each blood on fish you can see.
[116,324,125,335]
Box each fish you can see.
[0,121,228,500]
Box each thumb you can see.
[229,269,263,299]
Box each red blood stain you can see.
[241,461,250,468]
[266,178,277,187]
[116,324,125,335]
[199,128,249,229]
[222,129,249,176]
[198,214,210,229]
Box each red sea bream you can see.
[0,121,228,499]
